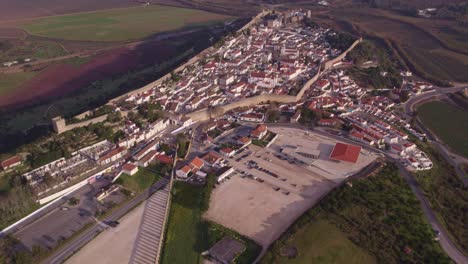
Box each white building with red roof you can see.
[219,147,235,158]
[176,165,192,178]
[122,163,138,176]
[250,124,268,139]
[98,147,127,165]
[1,156,22,170]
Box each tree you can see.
[299,107,317,125]
[170,71,181,82]
[266,103,281,122]
[326,32,357,51]
[176,134,189,158]
[106,111,122,123]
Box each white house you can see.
[122,163,138,176]
[176,165,192,178]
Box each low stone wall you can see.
[54,17,362,133]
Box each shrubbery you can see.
[262,163,450,263]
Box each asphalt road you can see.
[403,85,466,115]
[403,85,468,186]
[268,123,468,263]
[41,178,170,264]
[398,166,468,264]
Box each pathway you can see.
[129,177,171,264]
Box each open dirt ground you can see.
[204,127,378,247]
[65,201,145,264]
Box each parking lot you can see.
[204,126,378,247]
[14,178,113,250]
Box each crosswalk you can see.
[129,178,170,264]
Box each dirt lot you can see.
[66,201,145,264]
[204,126,378,247]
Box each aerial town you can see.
[1,8,455,264]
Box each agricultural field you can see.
[310,8,468,83]
[0,0,137,22]
[261,164,450,263]
[19,5,233,41]
[0,72,37,95]
[418,101,468,157]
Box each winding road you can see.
[403,84,468,186]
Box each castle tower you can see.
[51,116,66,134]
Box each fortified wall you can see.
[51,10,361,133]
[52,115,108,134]
[51,11,271,134]
[186,38,362,122]
[108,10,269,104]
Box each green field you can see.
[161,182,204,263]
[161,180,261,264]
[0,72,37,95]
[262,164,450,263]
[116,164,167,193]
[21,5,233,41]
[277,220,376,264]
[418,101,468,157]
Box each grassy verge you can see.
[161,176,261,264]
[418,101,468,157]
[413,141,468,253]
[261,163,450,263]
[116,165,165,193]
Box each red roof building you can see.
[122,163,138,176]
[202,152,222,166]
[1,156,22,170]
[154,154,173,165]
[190,157,205,169]
[329,143,361,163]
[251,124,268,139]
[317,118,337,127]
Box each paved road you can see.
[403,85,468,185]
[268,123,468,263]
[403,85,466,115]
[129,178,170,264]
[41,178,170,264]
[398,167,468,264]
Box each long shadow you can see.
[0,18,249,153]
